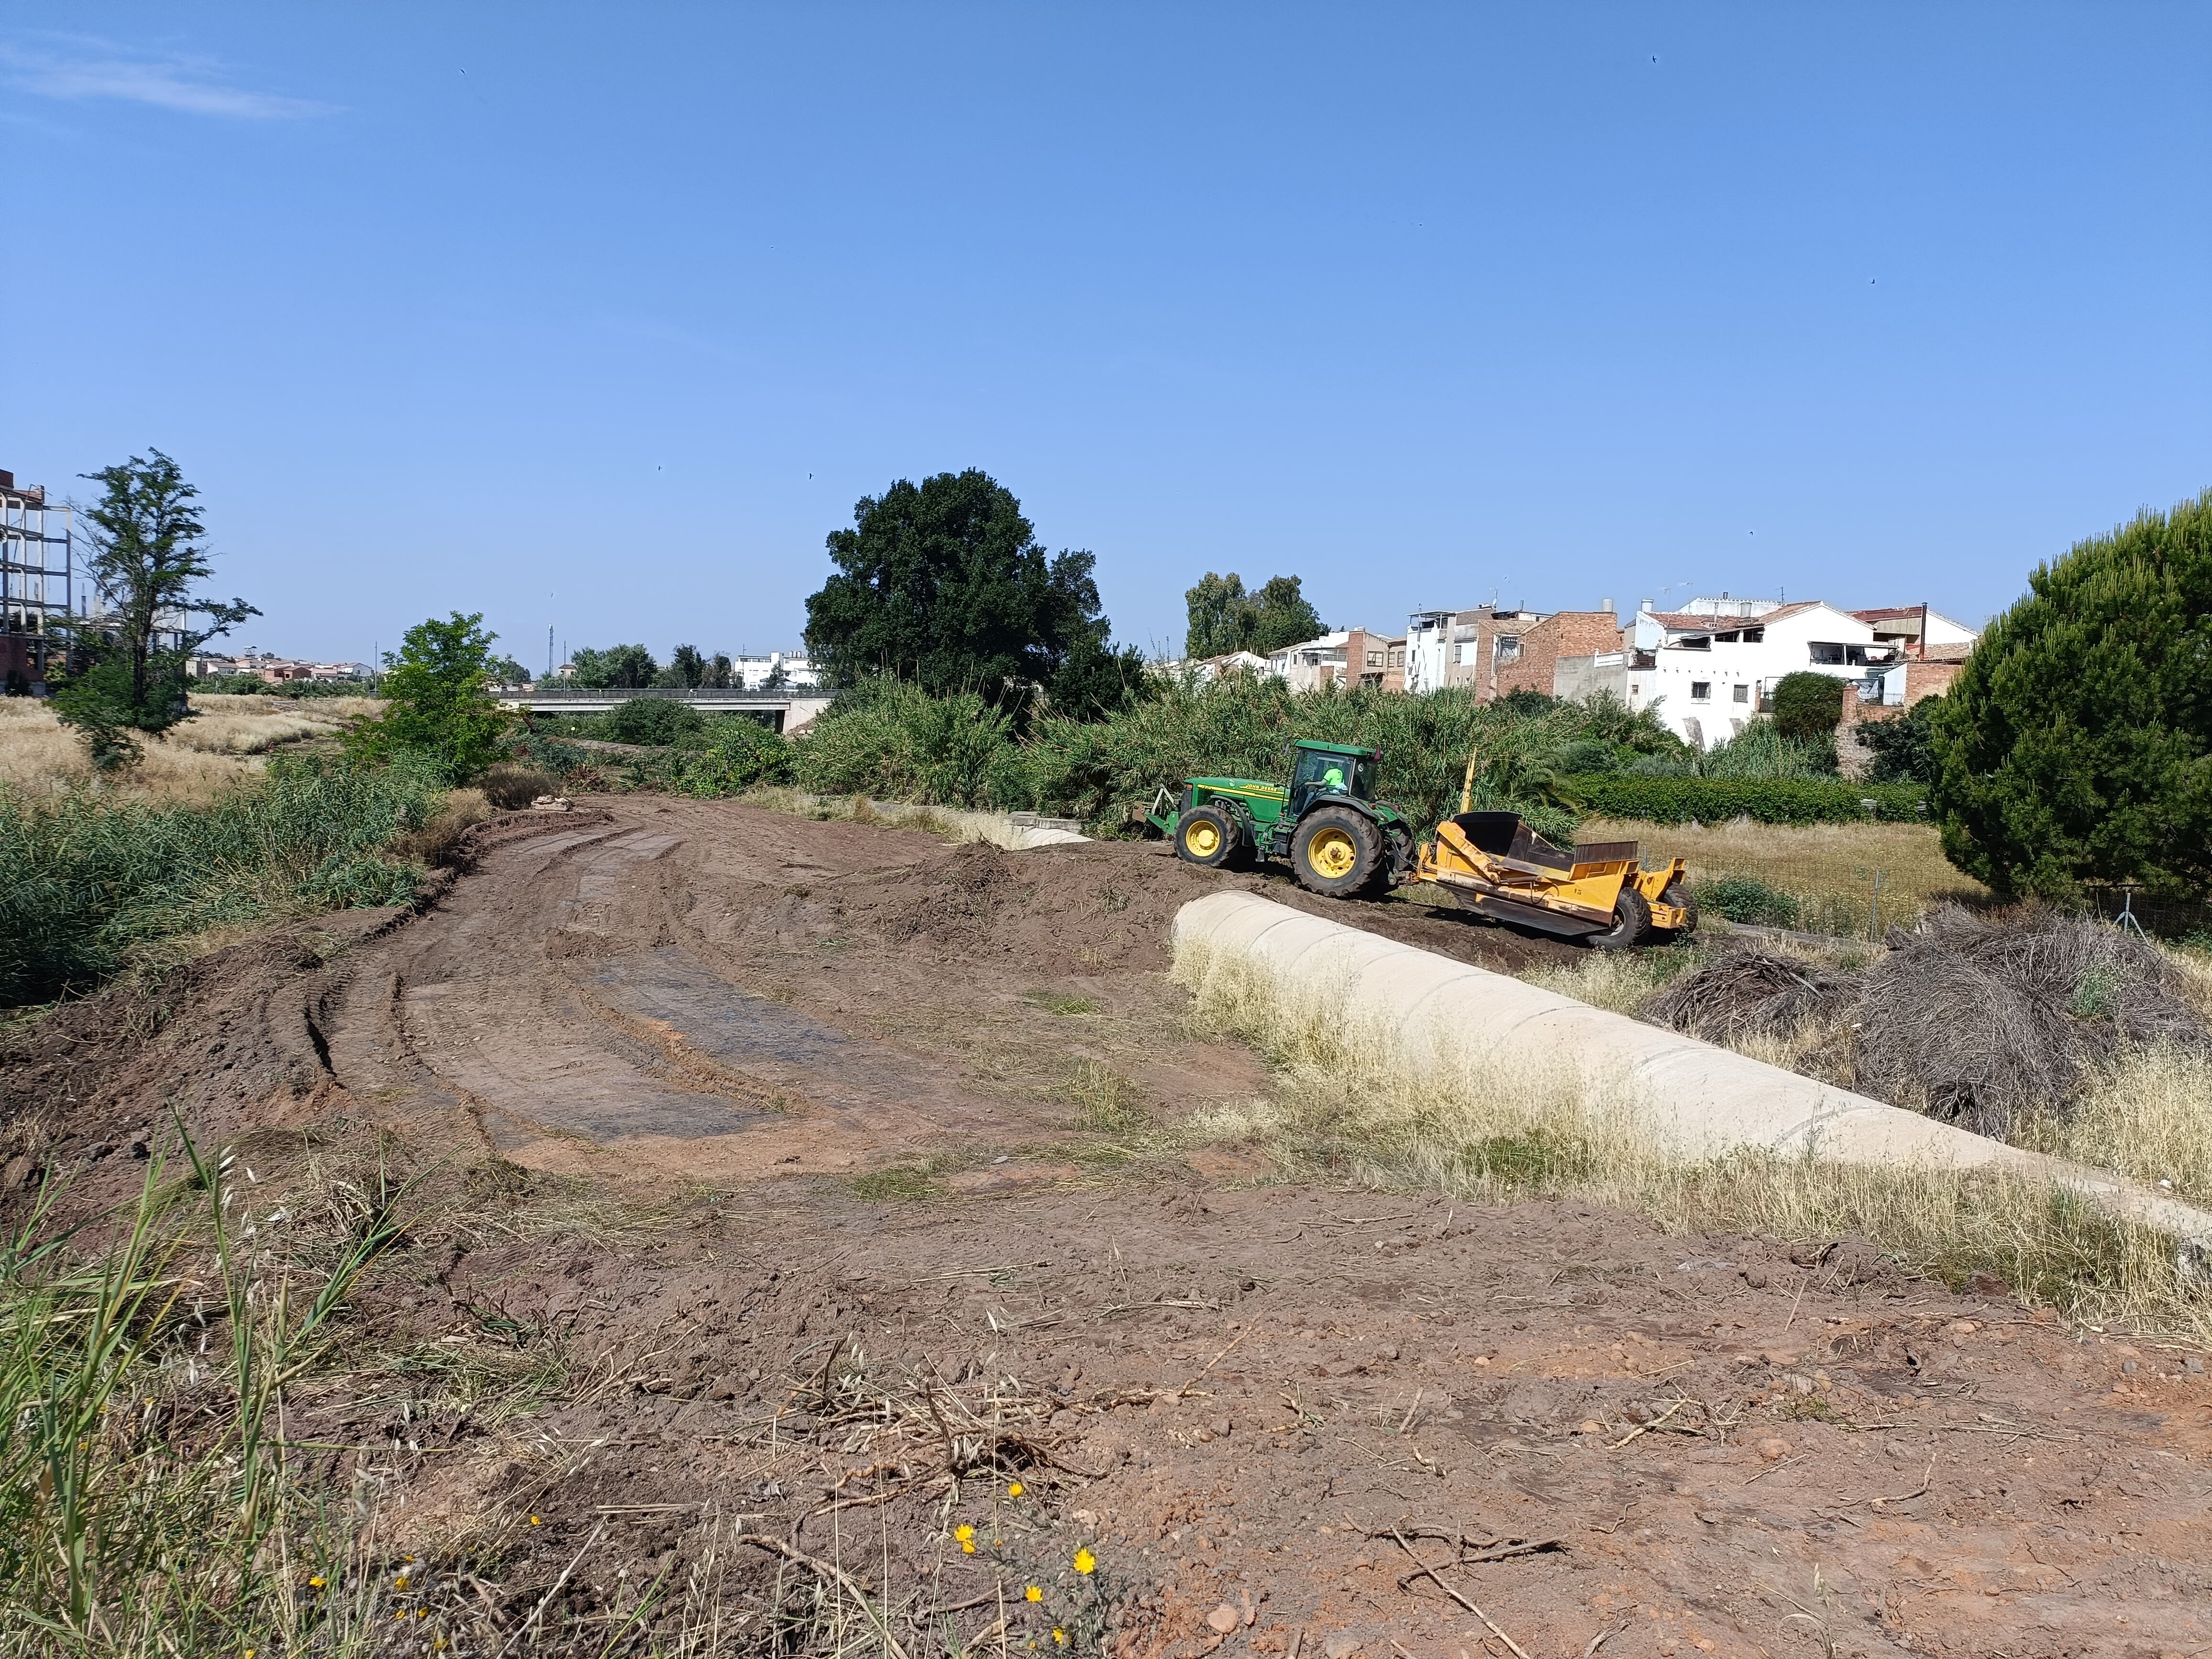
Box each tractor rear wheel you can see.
[1291,807,1380,897]
[1590,887,1654,951]
[1175,804,1241,869]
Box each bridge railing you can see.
[514,685,829,702]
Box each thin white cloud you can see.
[0,38,332,119]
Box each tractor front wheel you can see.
[1175,804,1242,869]
[1590,887,1654,951]
[1658,880,1699,939]
[1291,807,1380,898]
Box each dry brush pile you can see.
[1645,905,2212,1149]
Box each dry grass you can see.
[170,693,375,754]
[0,699,257,802]
[186,691,384,721]
[2021,1047,2212,1207]
[1522,943,1708,1015]
[389,787,490,865]
[0,695,382,801]
[1173,938,2212,1342]
[1582,814,1987,935]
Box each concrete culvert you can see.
[1172,890,2212,1254]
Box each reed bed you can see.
[0,759,449,1006]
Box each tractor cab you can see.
[1287,741,1378,819]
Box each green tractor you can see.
[1146,740,1416,897]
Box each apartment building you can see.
[1402,604,1623,699]
[1551,595,1977,748]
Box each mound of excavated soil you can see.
[5,798,2206,1658]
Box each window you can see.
[1809,642,1847,665]
[1676,634,1712,651]
[1733,684,1750,703]
[1690,681,1712,702]
[1293,748,1372,797]
[1367,651,1383,668]
[1494,635,1522,664]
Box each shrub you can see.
[604,697,705,746]
[794,678,1025,807]
[1931,489,2211,902]
[1694,874,1802,928]
[1770,671,1846,741]
[479,763,560,809]
[1568,775,1926,825]
[346,612,511,783]
[1689,719,1836,779]
[1856,695,1945,785]
[673,719,794,796]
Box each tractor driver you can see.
[1321,762,1346,790]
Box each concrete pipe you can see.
[1172,890,2212,1250]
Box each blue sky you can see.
[5,5,2207,668]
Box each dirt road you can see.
[6,799,2208,1657]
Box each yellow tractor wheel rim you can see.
[1307,827,1359,879]
[1183,820,1221,858]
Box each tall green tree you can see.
[569,643,657,688]
[348,612,511,781]
[1183,571,1323,659]
[56,451,257,766]
[1931,489,2212,901]
[658,644,707,688]
[804,469,1123,704]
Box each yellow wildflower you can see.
[1072,1547,1096,1575]
[1053,1629,1069,1646]
[1007,1480,1024,1498]
[955,1524,974,1541]
[308,1575,326,1589]
[394,1575,409,1590]
[529,1515,541,1526]
[962,1540,977,1554]
[1026,1585,1043,1603]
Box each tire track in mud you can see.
[329,802,1051,1183]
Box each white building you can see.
[730,651,820,691]
[1558,597,1980,749]
[1161,650,1272,684]
[1266,630,1351,692]
[1402,610,1460,695]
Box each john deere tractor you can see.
[1148,743,1697,948]
[1146,740,1415,896]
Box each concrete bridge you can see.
[500,685,836,733]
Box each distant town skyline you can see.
[6,6,2205,663]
